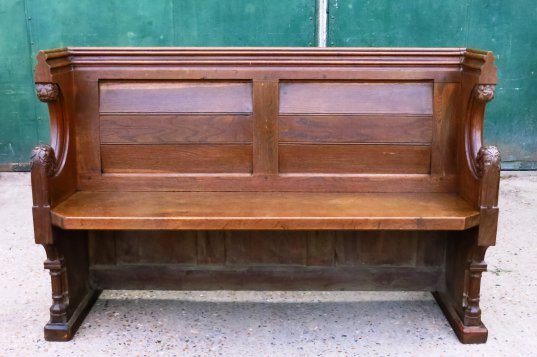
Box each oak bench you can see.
[31,47,500,343]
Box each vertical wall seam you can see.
[464,0,471,47]
[170,0,176,44]
[317,0,328,47]
[22,0,40,144]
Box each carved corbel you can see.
[36,83,60,102]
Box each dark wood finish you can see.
[100,144,253,173]
[279,114,433,144]
[279,144,431,174]
[253,80,279,175]
[279,82,433,114]
[31,47,499,343]
[100,114,253,144]
[91,265,442,291]
[99,80,252,113]
[87,230,449,269]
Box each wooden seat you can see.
[51,191,479,230]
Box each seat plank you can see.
[51,192,479,230]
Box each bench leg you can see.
[434,230,490,344]
[41,229,101,341]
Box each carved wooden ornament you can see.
[36,83,60,102]
[31,144,58,177]
[476,145,501,178]
[476,84,495,102]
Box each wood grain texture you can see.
[335,231,418,266]
[90,264,443,291]
[50,191,479,230]
[252,80,279,174]
[100,114,253,144]
[279,114,433,143]
[87,230,448,269]
[100,144,253,173]
[431,83,459,175]
[100,81,252,113]
[279,144,431,174]
[196,231,226,265]
[280,82,433,114]
[80,174,456,193]
[115,231,198,264]
[225,231,307,265]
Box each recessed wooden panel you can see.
[279,114,433,143]
[280,82,433,114]
[100,81,252,113]
[335,231,419,266]
[100,114,253,144]
[114,231,198,264]
[279,144,431,174]
[225,231,307,265]
[100,144,252,173]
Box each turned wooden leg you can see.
[42,229,101,341]
[433,229,490,344]
[463,246,488,326]
[43,245,69,324]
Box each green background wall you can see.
[1,0,535,170]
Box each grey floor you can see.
[1,172,536,356]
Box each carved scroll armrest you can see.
[31,144,58,245]
[476,145,501,209]
[476,145,501,247]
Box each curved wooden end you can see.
[34,81,69,172]
[465,84,496,178]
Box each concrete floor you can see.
[1,172,536,356]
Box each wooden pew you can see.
[31,47,500,343]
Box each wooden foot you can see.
[44,289,101,342]
[433,291,488,344]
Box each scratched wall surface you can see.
[1,0,536,169]
[328,0,537,169]
[0,0,316,169]
[0,0,37,169]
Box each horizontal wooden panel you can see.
[100,81,252,113]
[279,144,431,174]
[280,82,432,114]
[80,174,456,193]
[279,114,433,143]
[100,144,252,173]
[100,114,253,144]
[51,191,479,230]
[91,265,442,291]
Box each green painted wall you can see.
[329,0,537,169]
[0,0,316,169]
[0,0,38,169]
[1,0,536,169]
